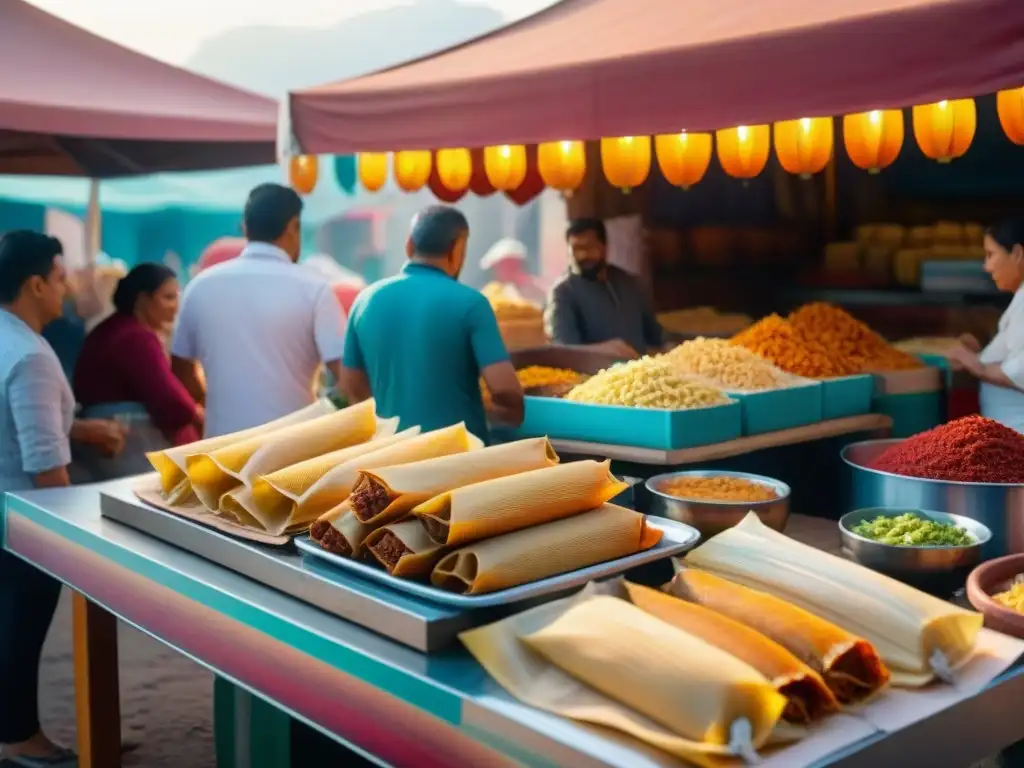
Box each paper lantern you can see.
[358,153,388,192]
[506,146,545,206]
[469,148,496,196]
[842,110,904,173]
[997,87,1024,145]
[912,99,976,162]
[600,136,651,191]
[435,148,472,193]
[654,131,712,188]
[333,155,357,195]
[483,144,527,191]
[715,125,770,179]
[288,155,318,194]
[537,140,586,191]
[393,150,432,192]
[773,117,833,178]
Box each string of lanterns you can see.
[287,87,1024,197]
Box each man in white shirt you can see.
[171,184,346,437]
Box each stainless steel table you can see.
[4,482,1023,768]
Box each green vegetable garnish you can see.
[851,513,974,547]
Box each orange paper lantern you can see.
[654,131,712,188]
[288,155,318,195]
[537,140,586,191]
[997,87,1024,145]
[357,153,388,191]
[393,150,432,192]
[912,99,976,162]
[484,145,527,191]
[842,110,904,173]
[435,148,472,193]
[773,117,833,178]
[715,125,770,179]
[600,135,651,191]
[505,146,545,206]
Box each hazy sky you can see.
[27,0,558,65]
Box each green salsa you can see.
[852,512,974,547]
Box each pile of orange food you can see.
[788,302,922,373]
[731,303,923,378]
[730,314,856,378]
[481,366,582,406]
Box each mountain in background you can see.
[186,0,505,96]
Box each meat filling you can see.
[351,481,391,523]
[309,519,330,542]
[315,526,354,557]
[369,532,412,573]
[420,516,449,544]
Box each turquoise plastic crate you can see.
[872,391,943,437]
[511,396,742,450]
[729,382,823,435]
[821,374,875,419]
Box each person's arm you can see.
[949,345,1024,390]
[9,353,72,487]
[544,282,584,346]
[337,301,372,404]
[312,284,348,393]
[469,298,525,426]
[71,419,127,458]
[123,328,201,436]
[169,281,206,404]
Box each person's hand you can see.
[958,333,982,353]
[194,404,206,426]
[74,419,128,458]
[947,344,981,375]
[596,338,639,360]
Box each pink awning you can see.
[288,0,1024,154]
[0,0,278,176]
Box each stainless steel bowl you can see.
[842,439,1024,559]
[645,470,790,539]
[839,507,991,594]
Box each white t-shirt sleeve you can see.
[312,284,347,363]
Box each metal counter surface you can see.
[4,483,1024,767]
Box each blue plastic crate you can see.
[729,382,823,435]
[510,396,742,450]
[821,374,875,419]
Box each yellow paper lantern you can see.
[654,131,712,188]
[288,155,318,195]
[773,117,833,178]
[912,99,976,162]
[392,150,432,192]
[435,148,472,192]
[358,153,388,192]
[600,136,651,191]
[483,145,527,191]
[997,87,1024,145]
[537,140,586,191]
[842,110,904,173]
[715,125,770,179]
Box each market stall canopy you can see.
[285,0,1024,154]
[0,0,278,176]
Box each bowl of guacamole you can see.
[839,508,991,594]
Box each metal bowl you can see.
[841,439,1024,559]
[645,470,790,540]
[839,507,991,594]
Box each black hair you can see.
[243,183,303,243]
[0,230,63,303]
[987,217,1024,253]
[566,218,607,244]
[113,263,177,315]
[409,205,469,257]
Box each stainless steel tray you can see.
[295,518,700,608]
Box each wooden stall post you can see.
[72,591,122,768]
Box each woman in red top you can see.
[73,264,202,479]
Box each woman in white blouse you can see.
[948,217,1024,433]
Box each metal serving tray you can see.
[295,517,701,609]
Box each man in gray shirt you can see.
[544,218,664,357]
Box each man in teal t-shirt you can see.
[339,206,524,443]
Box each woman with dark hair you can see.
[73,263,202,479]
[948,217,1024,432]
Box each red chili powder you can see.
[870,416,1024,484]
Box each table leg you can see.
[72,591,121,768]
[214,677,291,768]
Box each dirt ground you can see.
[33,590,217,768]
